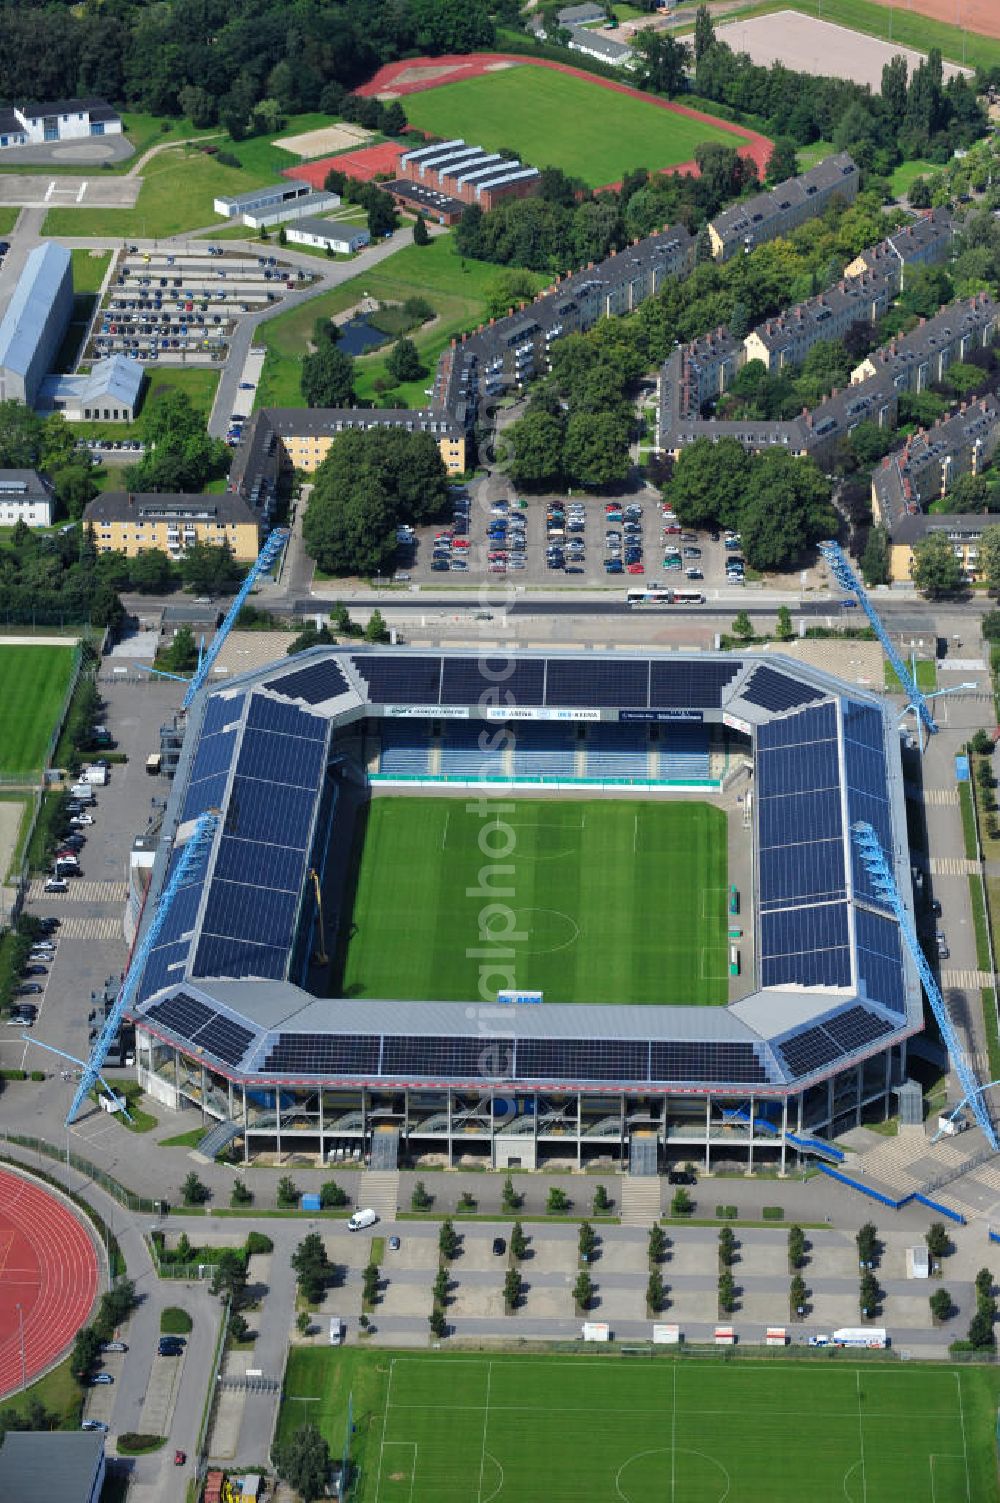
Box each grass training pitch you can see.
[400,65,738,187]
[337,796,728,1006]
[278,1348,1000,1503]
[0,645,77,778]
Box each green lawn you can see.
[796,139,835,171]
[884,657,937,692]
[402,65,739,186]
[70,249,112,295]
[890,159,938,198]
[256,232,544,409]
[337,797,728,1006]
[712,0,1000,70]
[0,208,18,235]
[278,1348,1000,1503]
[0,645,78,778]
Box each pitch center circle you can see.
[513,906,580,956]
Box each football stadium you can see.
[129,646,921,1172]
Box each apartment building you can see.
[887,510,994,584]
[0,469,54,527]
[844,207,954,285]
[853,292,998,392]
[871,395,1000,533]
[83,492,261,560]
[744,270,896,374]
[708,152,859,262]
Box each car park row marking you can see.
[941,970,995,991]
[55,916,124,941]
[28,879,128,903]
[928,858,980,877]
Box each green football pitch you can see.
[337,796,728,1006]
[0,644,77,778]
[278,1348,1000,1502]
[400,66,738,187]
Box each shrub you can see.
[116,1434,164,1454]
[715,1204,737,1220]
[215,150,241,169]
[546,1186,570,1214]
[761,1205,784,1221]
[245,1231,273,1257]
[411,1180,433,1211]
[160,1307,193,1335]
[276,1175,298,1209]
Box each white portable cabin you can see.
[582,1322,610,1342]
[714,1326,736,1346]
[765,1328,787,1347]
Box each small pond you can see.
[337,314,391,357]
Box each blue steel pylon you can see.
[819,540,936,736]
[66,811,220,1125]
[182,528,289,709]
[851,820,997,1149]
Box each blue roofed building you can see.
[0,242,73,406]
[39,353,145,422]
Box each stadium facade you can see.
[129,647,920,1173]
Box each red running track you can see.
[0,1169,98,1398]
[355,53,773,183]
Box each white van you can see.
[81,765,108,786]
[347,1208,377,1231]
[329,1317,343,1346]
[69,783,95,803]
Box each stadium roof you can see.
[0,241,70,379]
[130,648,919,1096]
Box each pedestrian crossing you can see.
[928,857,980,876]
[27,879,128,904]
[922,789,959,806]
[941,969,994,991]
[56,915,125,941]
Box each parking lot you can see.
[88,247,315,371]
[397,486,746,592]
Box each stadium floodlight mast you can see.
[818,540,937,740]
[57,810,221,1127]
[851,820,999,1151]
[932,1079,1000,1144]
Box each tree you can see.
[276,1175,298,1209]
[861,525,890,587]
[504,1267,522,1310]
[718,1226,736,1268]
[413,214,430,247]
[362,608,389,646]
[664,437,750,531]
[592,1183,611,1214]
[564,410,630,489]
[367,190,397,239]
[859,1270,880,1318]
[433,1268,449,1307]
[925,1222,951,1260]
[929,1288,953,1322]
[738,453,835,572]
[511,1222,528,1261]
[179,540,241,594]
[573,1271,593,1310]
[968,1304,996,1349]
[301,341,355,408]
[975,1267,994,1302]
[718,1270,736,1314]
[296,1310,311,1337]
[775,605,794,641]
[129,548,173,593]
[439,1219,459,1261]
[649,1224,667,1264]
[386,337,423,384]
[501,1175,521,1212]
[671,1186,693,1216]
[547,1186,570,1214]
[319,1179,349,1209]
[911,530,964,597]
[291,1233,333,1304]
[579,1221,597,1262]
[856,1222,879,1269]
[647,1268,665,1313]
[693,3,715,61]
[273,1423,331,1503]
[411,1180,433,1211]
[633,30,690,97]
[788,1225,806,1270]
[229,1311,250,1342]
[977,526,1000,595]
[161,625,198,673]
[231,1178,253,1208]
[181,1170,209,1206]
[731,610,754,642]
[790,1274,808,1316]
[363,1263,380,1306]
[429,1307,447,1338]
[210,1250,249,1309]
[287,624,333,656]
[0,399,43,468]
[503,408,565,490]
[766,138,799,185]
[70,1326,103,1379]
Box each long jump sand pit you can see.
[718,10,972,89]
[275,123,374,159]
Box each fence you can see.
[0,1132,165,1214]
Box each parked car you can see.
[43,878,68,893]
[87,1374,114,1386]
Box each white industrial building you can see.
[214,182,340,229]
[0,97,122,151]
[0,242,74,405]
[285,218,371,255]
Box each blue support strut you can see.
[818,540,936,735]
[851,821,997,1149]
[66,811,220,1125]
[182,529,289,709]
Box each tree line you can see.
[0,0,495,128]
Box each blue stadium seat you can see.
[378,721,431,775]
[584,724,648,777]
[440,722,506,777]
[658,723,709,780]
[511,725,576,779]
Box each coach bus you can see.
[625,588,705,608]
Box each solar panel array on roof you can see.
[775,1024,844,1077]
[193,696,328,985]
[351,655,442,704]
[823,1004,894,1051]
[855,905,907,1014]
[261,1034,382,1075]
[741,666,827,713]
[266,659,350,705]
[776,1003,894,1078]
[147,990,214,1039]
[545,659,648,708]
[382,1035,511,1078]
[145,991,255,1066]
[440,656,545,706]
[202,693,246,739]
[760,902,852,988]
[843,701,894,911]
[649,660,740,709]
[137,847,208,1002]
